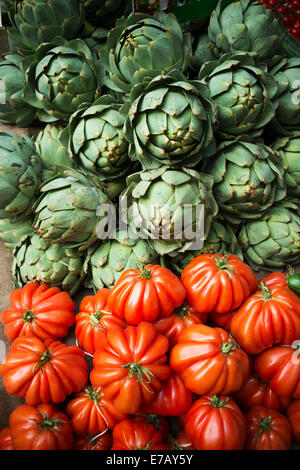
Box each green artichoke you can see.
[269,57,300,136]
[83,0,130,26]
[0,132,42,220]
[33,168,111,252]
[273,133,300,199]
[23,39,102,123]
[0,53,36,127]
[86,231,159,291]
[122,166,218,256]
[12,234,85,295]
[7,0,84,56]
[101,11,192,94]
[124,70,217,169]
[0,216,34,251]
[208,0,280,61]
[35,124,72,181]
[63,95,134,180]
[82,26,108,57]
[190,33,221,71]
[238,200,300,271]
[206,140,286,227]
[199,53,277,139]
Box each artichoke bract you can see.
[208,0,280,61]
[0,132,42,220]
[12,234,85,295]
[190,33,221,71]
[124,70,217,169]
[7,0,84,56]
[23,40,102,123]
[269,57,300,136]
[33,168,111,252]
[101,11,192,94]
[0,53,36,127]
[199,53,277,140]
[86,231,159,291]
[206,140,286,226]
[122,166,219,256]
[239,200,300,271]
[0,217,34,251]
[273,133,300,199]
[63,95,133,180]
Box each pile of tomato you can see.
[1,253,300,450]
[260,0,300,41]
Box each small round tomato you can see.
[73,432,113,450]
[0,427,14,450]
[184,394,247,450]
[111,419,169,450]
[286,400,300,443]
[244,406,292,450]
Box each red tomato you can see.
[0,427,14,450]
[0,336,88,405]
[286,400,300,443]
[154,301,207,347]
[107,264,186,324]
[75,288,127,355]
[142,373,192,416]
[181,254,256,314]
[1,282,75,342]
[184,394,247,450]
[90,322,170,414]
[9,404,74,450]
[235,375,291,412]
[254,343,300,399]
[231,284,300,355]
[66,385,127,436]
[258,272,287,289]
[209,309,236,330]
[132,411,169,436]
[170,430,195,450]
[73,432,113,450]
[170,324,250,395]
[111,419,168,450]
[244,406,292,450]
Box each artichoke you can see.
[0,217,34,251]
[83,0,130,26]
[199,53,277,139]
[273,133,300,199]
[122,166,218,256]
[124,70,217,169]
[0,132,42,220]
[12,234,85,295]
[23,39,102,123]
[101,11,192,94]
[33,168,111,252]
[190,33,221,71]
[63,95,134,180]
[208,0,280,61]
[7,0,84,56]
[35,124,72,181]
[86,231,159,291]
[0,53,36,127]
[239,200,300,271]
[269,57,300,136]
[206,140,286,227]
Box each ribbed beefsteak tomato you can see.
[0,427,14,450]
[0,336,88,404]
[170,324,250,395]
[287,400,300,444]
[74,432,113,450]
[111,419,169,450]
[1,282,75,342]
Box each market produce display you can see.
[1,0,300,452]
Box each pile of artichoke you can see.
[0,0,300,295]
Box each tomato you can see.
[106,264,186,324]
[170,324,250,395]
[0,336,88,404]
[111,419,168,450]
[9,403,74,450]
[132,411,169,436]
[254,343,300,399]
[154,301,207,347]
[244,406,292,450]
[75,288,127,355]
[0,427,14,450]
[235,375,291,412]
[209,309,236,330]
[181,254,256,314]
[286,400,300,443]
[1,282,75,342]
[231,283,300,355]
[184,394,247,450]
[258,272,287,289]
[73,432,113,450]
[169,430,195,450]
[66,385,127,436]
[90,322,170,414]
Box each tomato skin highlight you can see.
[0,427,14,450]
[111,419,169,450]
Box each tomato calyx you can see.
[89,310,111,331]
[221,336,239,355]
[145,413,161,430]
[210,394,229,408]
[255,415,273,439]
[168,434,184,450]
[85,385,101,403]
[213,254,234,279]
[122,362,156,392]
[138,265,152,280]
[23,310,35,323]
[31,409,66,431]
[259,282,272,300]
[33,349,51,374]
